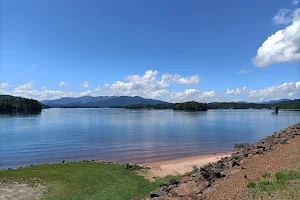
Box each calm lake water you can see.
[1,108,299,169]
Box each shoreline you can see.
[139,152,232,180]
[1,123,299,200]
[145,122,300,199]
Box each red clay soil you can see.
[205,133,300,199]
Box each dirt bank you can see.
[144,122,300,200]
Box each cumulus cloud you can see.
[58,82,69,87]
[169,89,217,103]
[0,81,93,100]
[95,86,101,91]
[237,69,249,74]
[15,81,34,90]
[292,0,299,5]
[225,87,247,95]
[81,81,90,88]
[1,74,299,103]
[105,70,200,99]
[272,9,293,25]
[248,81,300,101]
[0,83,10,89]
[79,90,93,96]
[105,70,168,98]
[253,8,300,67]
[9,89,96,100]
[161,74,200,85]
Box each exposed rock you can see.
[157,197,179,200]
[196,180,210,191]
[150,191,168,198]
[191,173,203,182]
[172,181,200,196]
[143,123,300,200]
[180,176,192,184]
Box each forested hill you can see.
[0,95,42,113]
[125,99,300,110]
[126,101,208,111]
[208,99,300,109]
[41,96,169,108]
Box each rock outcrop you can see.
[141,122,300,200]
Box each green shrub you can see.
[258,180,276,191]
[275,170,300,181]
[247,181,256,188]
[262,173,271,178]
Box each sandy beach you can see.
[140,153,231,180]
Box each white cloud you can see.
[1,74,299,103]
[248,81,300,101]
[225,87,247,95]
[95,86,101,91]
[9,89,96,100]
[0,83,10,89]
[105,70,200,99]
[15,81,34,90]
[169,89,217,103]
[79,90,93,96]
[272,9,293,25]
[253,8,300,67]
[105,70,168,98]
[237,69,249,74]
[292,0,299,5]
[1,81,92,100]
[176,74,200,85]
[161,74,200,85]
[58,82,69,87]
[81,81,90,88]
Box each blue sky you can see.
[0,0,299,102]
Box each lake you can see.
[0,108,299,169]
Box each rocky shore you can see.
[141,122,300,200]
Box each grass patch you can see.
[247,169,300,199]
[257,180,283,192]
[0,162,180,200]
[247,181,256,188]
[234,142,250,148]
[275,170,300,181]
[262,173,271,178]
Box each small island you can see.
[0,95,42,113]
[125,101,208,111]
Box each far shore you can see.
[139,152,232,180]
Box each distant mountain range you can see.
[41,96,169,107]
[210,99,292,105]
[41,96,296,108]
[260,99,291,104]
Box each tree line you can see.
[0,95,42,113]
[125,100,300,110]
[1,94,298,112]
[126,101,208,111]
[207,100,300,109]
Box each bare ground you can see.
[205,135,300,200]
[0,182,46,200]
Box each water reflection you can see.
[0,111,41,118]
[1,108,300,169]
